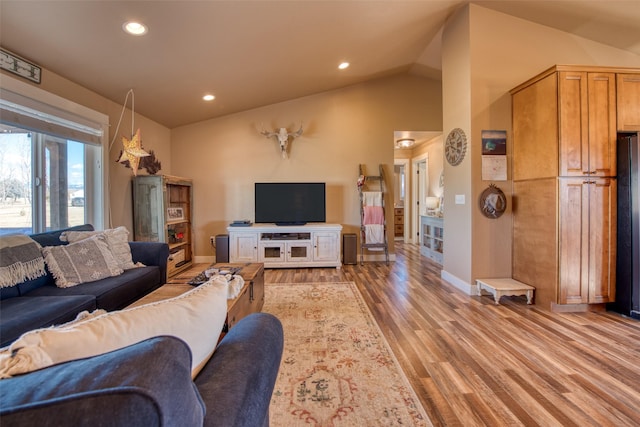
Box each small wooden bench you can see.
[475,278,535,305]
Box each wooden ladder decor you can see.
[358,164,389,265]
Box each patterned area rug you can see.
[263,282,431,427]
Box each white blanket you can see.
[362,191,382,207]
[364,224,385,245]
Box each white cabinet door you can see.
[231,234,258,262]
[259,242,285,263]
[313,232,339,262]
[286,242,313,262]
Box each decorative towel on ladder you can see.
[362,191,384,246]
[364,224,385,245]
[362,191,382,207]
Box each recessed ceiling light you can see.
[202,94,215,101]
[123,21,148,36]
[338,62,350,70]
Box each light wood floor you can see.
[266,243,640,426]
[178,243,640,426]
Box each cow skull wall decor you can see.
[260,124,304,159]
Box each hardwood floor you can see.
[264,242,640,426]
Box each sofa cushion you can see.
[0,336,205,427]
[195,313,284,427]
[0,295,96,348]
[41,234,124,288]
[60,226,138,270]
[29,224,94,248]
[0,278,228,378]
[25,266,161,311]
[0,286,20,301]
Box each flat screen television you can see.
[255,182,326,225]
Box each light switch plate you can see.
[455,194,465,205]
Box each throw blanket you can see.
[364,224,385,245]
[362,191,382,207]
[0,234,46,288]
[363,205,384,225]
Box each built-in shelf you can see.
[420,215,443,265]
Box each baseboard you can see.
[551,303,607,313]
[441,269,474,295]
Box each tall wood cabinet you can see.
[132,175,194,277]
[511,65,638,310]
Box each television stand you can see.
[227,223,343,268]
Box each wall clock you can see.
[445,128,467,166]
[0,48,41,84]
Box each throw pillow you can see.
[60,226,138,270]
[42,234,124,288]
[0,278,228,379]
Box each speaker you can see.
[215,234,229,263]
[343,233,357,265]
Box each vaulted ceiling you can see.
[1,1,639,129]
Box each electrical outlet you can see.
[209,236,215,246]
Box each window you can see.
[0,75,108,235]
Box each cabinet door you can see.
[286,242,312,262]
[313,232,339,262]
[133,176,165,242]
[587,178,616,303]
[617,73,640,131]
[559,72,589,177]
[559,178,616,304]
[558,72,616,177]
[231,234,258,262]
[259,242,285,263]
[559,178,589,304]
[587,73,617,176]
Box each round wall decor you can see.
[445,128,467,166]
[479,184,507,219]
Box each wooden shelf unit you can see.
[132,175,194,277]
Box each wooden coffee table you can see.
[213,263,264,330]
[130,262,264,331]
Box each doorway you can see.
[412,153,429,244]
[393,159,410,242]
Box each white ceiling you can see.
[1,1,639,129]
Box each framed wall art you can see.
[167,207,184,221]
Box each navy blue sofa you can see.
[0,224,169,348]
[0,312,285,427]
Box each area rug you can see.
[263,282,431,427]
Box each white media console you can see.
[227,223,343,268]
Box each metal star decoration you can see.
[118,129,150,176]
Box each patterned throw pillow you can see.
[42,234,124,288]
[60,226,138,270]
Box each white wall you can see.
[170,74,443,257]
